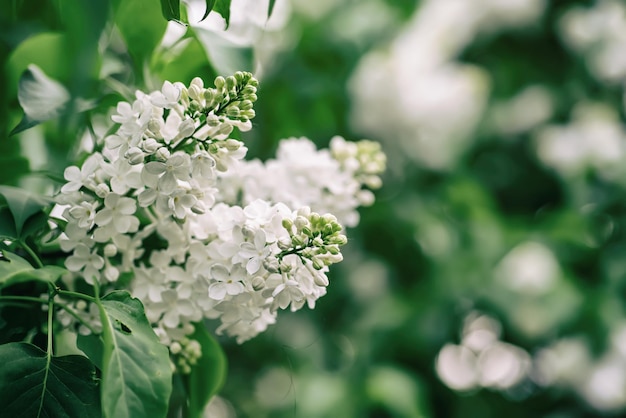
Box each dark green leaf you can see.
[0,185,52,237]
[201,0,217,21]
[0,342,100,417]
[0,251,66,287]
[97,290,172,418]
[160,0,181,21]
[0,207,17,240]
[213,0,231,28]
[183,323,227,418]
[77,332,104,370]
[268,0,276,19]
[11,64,70,135]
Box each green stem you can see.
[55,302,99,335]
[18,240,43,268]
[37,292,54,417]
[0,295,47,304]
[57,290,96,303]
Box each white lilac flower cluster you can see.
[56,72,385,351]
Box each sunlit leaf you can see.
[183,323,227,418]
[96,290,172,418]
[0,342,100,417]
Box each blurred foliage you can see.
[4,0,626,417]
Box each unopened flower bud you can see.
[147,119,161,136]
[188,84,203,102]
[170,342,182,354]
[214,76,225,89]
[178,118,196,138]
[224,139,242,151]
[251,276,265,290]
[142,138,160,153]
[125,147,145,164]
[104,244,117,257]
[312,257,324,270]
[225,76,236,90]
[281,218,293,231]
[155,147,171,161]
[95,183,110,198]
[313,272,329,286]
[294,216,309,229]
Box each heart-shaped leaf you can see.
[95,290,173,418]
[0,342,100,417]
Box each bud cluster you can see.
[280,207,347,272]
[169,337,202,374]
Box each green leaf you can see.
[268,0,276,19]
[0,342,100,417]
[77,333,104,370]
[0,251,66,287]
[183,323,227,418]
[11,64,70,135]
[156,37,214,84]
[6,33,72,99]
[0,207,18,240]
[114,0,168,73]
[160,0,181,21]
[213,0,231,28]
[96,290,172,418]
[201,0,217,21]
[193,27,253,75]
[0,185,52,237]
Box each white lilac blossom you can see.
[217,136,385,227]
[349,0,545,170]
[56,72,386,361]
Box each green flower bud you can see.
[281,218,293,231]
[214,76,226,89]
[226,76,237,90]
[312,257,324,270]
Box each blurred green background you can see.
[3,0,626,416]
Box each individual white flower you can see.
[65,244,104,284]
[67,200,99,229]
[59,221,94,252]
[151,80,182,108]
[237,229,272,274]
[143,152,191,195]
[94,193,139,235]
[149,289,201,328]
[208,264,246,300]
[99,158,142,195]
[60,154,102,193]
